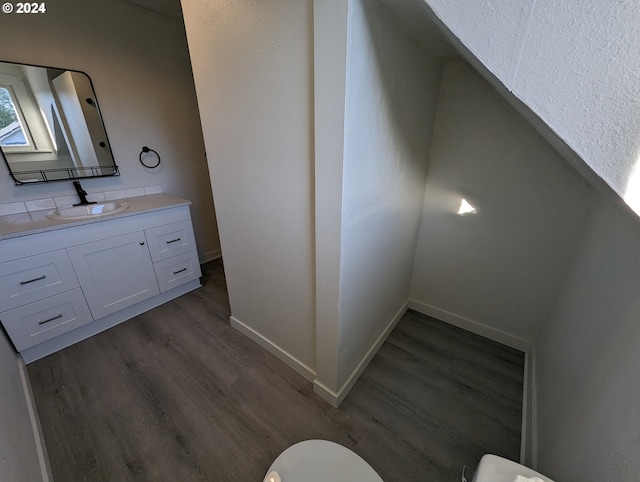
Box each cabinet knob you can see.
[140,242,145,246]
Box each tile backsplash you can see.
[0,202,30,216]
[0,185,163,215]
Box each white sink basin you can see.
[46,202,130,220]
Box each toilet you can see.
[264,440,383,482]
[472,454,555,482]
[264,444,553,482]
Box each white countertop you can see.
[0,193,191,241]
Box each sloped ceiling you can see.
[423,0,640,212]
[377,0,457,59]
[120,0,456,60]
[119,0,182,19]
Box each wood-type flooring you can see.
[28,259,524,481]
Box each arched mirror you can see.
[0,61,118,184]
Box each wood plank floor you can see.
[28,259,524,481]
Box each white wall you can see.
[0,0,220,261]
[181,0,317,373]
[535,195,640,481]
[336,0,442,390]
[0,331,46,480]
[411,60,593,345]
[183,0,444,403]
[423,0,640,215]
[313,0,349,395]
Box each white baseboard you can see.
[313,379,340,408]
[199,248,222,264]
[408,299,532,352]
[230,316,316,381]
[529,345,538,469]
[18,357,52,482]
[520,346,537,466]
[314,300,409,408]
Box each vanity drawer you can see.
[0,288,93,351]
[154,250,202,293]
[0,250,80,312]
[145,220,196,262]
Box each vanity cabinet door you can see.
[67,231,160,319]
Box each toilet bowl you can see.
[264,440,383,482]
[472,454,554,482]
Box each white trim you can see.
[17,357,52,481]
[313,379,340,407]
[200,248,222,264]
[230,316,316,381]
[530,345,538,469]
[520,346,537,466]
[520,349,529,464]
[316,300,409,407]
[408,299,533,352]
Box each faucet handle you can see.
[72,180,96,206]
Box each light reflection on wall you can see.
[457,197,476,215]
[623,155,640,216]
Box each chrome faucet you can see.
[72,181,96,206]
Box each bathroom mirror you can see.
[0,61,118,184]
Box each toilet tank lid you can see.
[473,455,554,482]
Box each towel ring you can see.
[139,146,161,169]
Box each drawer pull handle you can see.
[38,314,62,325]
[173,268,187,275]
[166,238,181,244]
[20,275,46,285]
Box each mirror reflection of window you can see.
[0,61,118,184]
[0,69,56,159]
[0,86,29,147]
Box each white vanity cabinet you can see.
[0,195,202,363]
[67,231,160,319]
